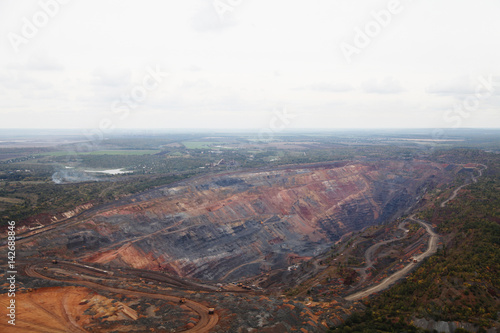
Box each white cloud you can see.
[362,77,404,94]
[7,54,65,72]
[307,82,353,93]
[91,67,131,87]
[426,77,472,95]
[426,76,500,97]
[1,0,500,129]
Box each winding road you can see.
[345,163,485,301]
[345,216,438,301]
[12,162,488,323]
[353,221,409,282]
[24,262,219,333]
[441,164,487,207]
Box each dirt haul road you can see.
[345,217,438,301]
[346,163,485,301]
[353,221,409,282]
[24,263,219,333]
[440,164,487,207]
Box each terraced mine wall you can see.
[21,160,452,281]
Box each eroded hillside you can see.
[20,160,452,281]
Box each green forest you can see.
[331,154,500,332]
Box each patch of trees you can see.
[0,172,194,226]
[332,154,500,331]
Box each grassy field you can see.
[86,150,161,155]
[0,197,25,204]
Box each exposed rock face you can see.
[24,161,450,281]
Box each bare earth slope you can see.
[20,160,450,281]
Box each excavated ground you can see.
[16,160,452,282]
[0,286,180,333]
[4,260,361,332]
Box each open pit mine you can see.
[18,160,451,282]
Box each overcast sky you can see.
[1,0,499,130]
